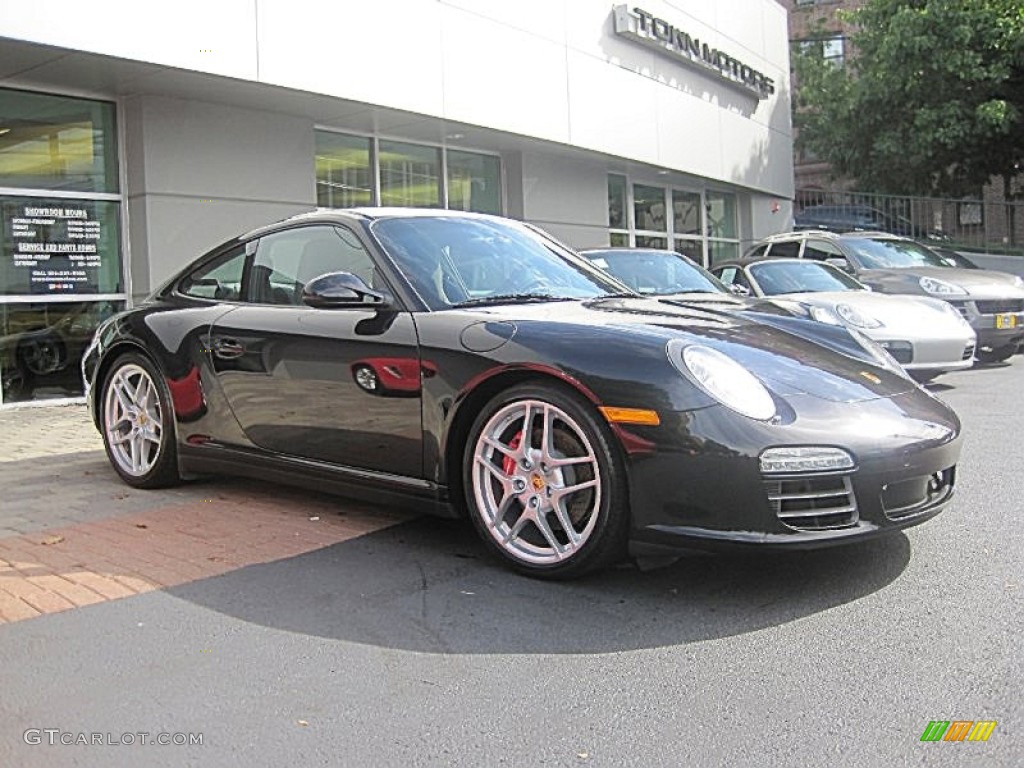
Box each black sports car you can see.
[82,209,962,578]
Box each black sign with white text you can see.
[2,199,120,295]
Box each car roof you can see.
[239,206,509,240]
[579,247,685,257]
[754,230,909,246]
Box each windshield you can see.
[585,250,728,296]
[371,216,625,310]
[843,237,951,269]
[749,260,864,296]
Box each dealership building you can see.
[0,0,793,406]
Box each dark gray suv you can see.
[747,231,1024,363]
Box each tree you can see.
[793,0,1024,199]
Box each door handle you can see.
[212,338,245,359]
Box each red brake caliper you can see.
[502,431,522,476]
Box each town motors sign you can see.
[612,5,775,99]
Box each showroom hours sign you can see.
[2,200,116,295]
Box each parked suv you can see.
[747,231,1024,363]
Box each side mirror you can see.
[826,257,852,273]
[728,283,751,297]
[302,272,391,309]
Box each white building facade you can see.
[0,0,793,404]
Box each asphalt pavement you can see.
[0,360,1020,767]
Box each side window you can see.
[746,244,769,259]
[731,269,753,292]
[767,241,801,259]
[803,240,844,261]
[247,225,376,305]
[179,246,247,301]
[717,267,738,285]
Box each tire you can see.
[975,343,1017,364]
[17,333,67,375]
[463,382,629,579]
[100,352,181,488]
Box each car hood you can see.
[452,297,915,404]
[774,291,973,336]
[859,265,1024,299]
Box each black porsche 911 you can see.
[82,209,962,578]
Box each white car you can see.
[713,258,977,381]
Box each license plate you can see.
[995,313,1018,329]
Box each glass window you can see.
[673,238,703,264]
[766,241,802,259]
[708,240,739,265]
[673,191,702,235]
[180,245,247,301]
[706,192,737,239]
[635,235,668,249]
[609,232,628,247]
[249,225,375,304]
[803,239,844,260]
[634,185,666,232]
[371,216,620,310]
[315,132,373,208]
[1,197,122,296]
[608,174,627,229]
[447,150,501,214]
[0,300,121,402]
[379,140,441,208]
[0,88,119,194]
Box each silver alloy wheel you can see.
[471,398,602,565]
[103,363,164,478]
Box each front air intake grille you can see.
[962,343,976,361]
[975,299,1024,314]
[764,475,858,531]
[882,467,955,520]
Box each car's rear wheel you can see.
[100,352,181,488]
[975,343,1017,364]
[464,383,629,578]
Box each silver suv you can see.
[747,231,1024,363]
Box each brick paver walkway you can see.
[0,403,411,624]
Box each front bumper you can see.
[876,334,975,372]
[622,390,962,554]
[947,298,1024,350]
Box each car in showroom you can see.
[82,209,962,578]
[710,258,976,382]
[747,230,1024,363]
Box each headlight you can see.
[668,342,776,421]
[835,303,884,329]
[760,446,855,474]
[808,305,841,325]
[847,327,907,376]
[937,300,973,328]
[919,276,967,297]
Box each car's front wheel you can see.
[463,383,629,578]
[100,352,180,488]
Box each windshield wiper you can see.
[452,293,576,308]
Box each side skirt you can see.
[179,442,458,518]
